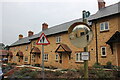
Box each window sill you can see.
[100,30,109,33]
[55,60,59,62]
[101,56,107,58]
[75,61,84,63]
[56,42,60,44]
[44,60,48,62]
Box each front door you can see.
[62,53,69,69]
[117,44,120,66]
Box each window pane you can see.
[102,47,106,56]
[100,23,104,31]
[105,22,109,30]
[76,54,78,61]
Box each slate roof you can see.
[10,18,82,47]
[88,2,120,21]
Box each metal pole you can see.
[83,10,89,79]
[42,45,44,80]
[84,47,88,78]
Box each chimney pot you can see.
[42,23,48,31]
[28,31,34,37]
[19,34,23,40]
[98,0,106,10]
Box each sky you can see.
[0,0,119,45]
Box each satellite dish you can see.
[68,22,93,48]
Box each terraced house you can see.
[8,1,120,69]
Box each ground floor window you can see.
[44,54,48,61]
[9,57,12,61]
[24,56,28,62]
[18,57,20,62]
[32,54,35,62]
[13,56,16,62]
[55,54,59,60]
[101,47,106,56]
[76,53,83,62]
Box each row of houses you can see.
[5,1,120,69]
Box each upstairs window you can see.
[101,47,106,56]
[56,36,61,43]
[100,22,109,31]
[26,46,28,51]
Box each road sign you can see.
[81,52,89,60]
[36,32,50,45]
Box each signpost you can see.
[36,32,50,80]
[68,10,92,78]
[81,52,89,61]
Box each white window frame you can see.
[32,54,35,62]
[56,36,61,43]
[25,46,28,51]
[33,41,36,45]
[44,54,48,61]
[18,57,20,62]
[101,47,106,56]
[76,53,83,62]
[24,56,28,62]
[100,22,109,31]
[55,54,59,60]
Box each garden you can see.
[2,61,120,79]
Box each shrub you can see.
[93,62,102,68]
[10,68,38,78]
[96,69,114,78]
[89,68,114,78]
[34,64,41,67]
[105,61,113,69]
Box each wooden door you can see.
[62,53,69,69]
[117,44,120,66]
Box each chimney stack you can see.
[19,34,23,40]
[42,23,48,31]
[28,31,34,37]
[98,0,106,10]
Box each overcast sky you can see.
[0,0,119,45]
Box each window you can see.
[18,57,20,62]
[80,32,85,36]
[26,46,28,51]
[55,54,59,60]
[101,47,106,56]
[13,56,16,62]
[9,57,12,61]
[44,54,48,61]
[76,53,83,62]
[100,22,109,31]
[14,47,16,51]
[32,54,35,62]
[56,36,61,43]
[24,57,28,62]
[33,41,36,45]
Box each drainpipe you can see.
[94,21,98,64]
[30,41,32,65]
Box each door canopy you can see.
[16,51,24,57]
[30,47,41,54]
[7,51,13,57]
[106,31,120,54]
[55,43,72,53]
